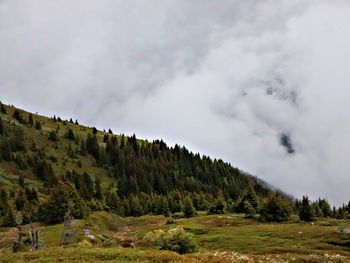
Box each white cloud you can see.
[1,0,349,205]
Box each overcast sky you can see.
[1,0,350,205]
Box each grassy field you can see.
[1,212,350,262]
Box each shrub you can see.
[143,227,198,254]
[260,194,291,222]
[1,207,16,227]
[182,197,196,218]
[243,201,257,219]
[48,131,58,142]
[207,198,226,214]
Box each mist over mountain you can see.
[1,0,350,205]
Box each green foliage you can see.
[143,227,198,254]
[39,183,89,224]
[28,113,34,126]
[13,109,24,123]
[35,121,42,130]
[242,201,256,218]
[236,184,259,215]
[9,128,26,151]
[0,189,8,216]
[65,128,75,140]
[0,101,7,114]
[35,160,58,187]
[0,140,12,161]
[94,178,103,200]
[182,197,196,218]
[0,117,3,135]
[48,131,58,142]
[207,197,226,214]
[86,134,100,161]
[130,195,143,216]
[15,190,27,211]
[1,207,16,227]
[260,194,291,222]
[299,196,315,222]
[319,199,332,217]
[0,104,282,223]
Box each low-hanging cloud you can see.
[1,0,350,205]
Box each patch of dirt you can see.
[343,228,350,234]
[192,251,350,263]
[111,225,138,247]
[200,219,235,227]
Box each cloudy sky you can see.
[1,0,350,205]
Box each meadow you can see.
[1,212,350,262]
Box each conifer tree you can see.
[94,178,103,200]
[182,196,196,218]
[0,189,8,216]
[208,196,226,214]
[35,121,42,130]
[2,207,16,227]
[48,131,58,142]
[0,102,7,114]
[260,193,291,222]
[319,199,332,217]
[162,197,170,217]
[13,109,24,123]
[35,161,58,187]
[28,114,34,126]
[0,117,3,135]
[39,184,89,224]
[299,196,315,222]
[65,128,75,140]
[9,128,26,151]
[1,140,12,161]
[15,190,27,211]
[236,183,259,214]
[130,195,143,216]
[86,134,100,161]
[83,172,94,201]
[336,207,346,219]
[67,144,75,158]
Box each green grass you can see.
[1,212,350,262]
[0,247,190,263]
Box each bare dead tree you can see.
[12,213,23,253]
[60,207,74,245]
[29,222,39,251]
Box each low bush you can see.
[143,227,198,254]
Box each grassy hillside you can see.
[1,212,350,262]
[0,101,276,224]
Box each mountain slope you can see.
[0,101,277,224]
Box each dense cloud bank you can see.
[1,0,350,205]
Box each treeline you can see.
[0,102,348,227]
